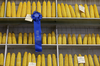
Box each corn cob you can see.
[59,53,63,66]
[83,34,88,44]
[12,33,17,44]
[52,2,56,17]
[88,54,94,66]
[32,53,36,63]
[37,1,41,13]
[48,33,51,44]
[8,32,12,44]
[65,4,71,17]
[21,2,26,17]
[23,33,27,44]
[27,1,31,14]
[68,34,72,44]
[22,52,27,66]
[91,33,95,44]
[58,34,62,44]
[16,52,21,66]
[28,33,32,44]
[57,4,62,17]
[69,54,73,66]
[2,33,6,44]
[61,3,66,17]
[94,54,99,66]
[42,1,46,17]
[65,54,68,66]
[69,5,76,17]
[7,1,11,17]
[78,34,82,44]
[52,31,56,44]
[0,53,4,66]
[74,54,78,66]
[42,54,45,66]
[17,2,22,17]
[37,54,41,66]
[33,33,35,44]
[90,5,94,18]
[52,54,57,66]
[62,34,66,44]
[75,4,80,18]
[10,53,15,66]
[0,2,5,17]
[0,32,2,44]
[47,1,51,17]
[5,53,10,66]
[42,33,46,44]
[32,2,36,14]
[80,4,85,18]
[96,34,100,44]
[12,1,16,17]
[94,4,99,18]
[18,32,22,44]
[79,54,83,66]
[47,54,52,66]
[27,53,31,66]
[88,34,91,44]
[72,34,76,44]
[84,4,90,18]
[84,55,89,66]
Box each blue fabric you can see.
[31,11,42,52]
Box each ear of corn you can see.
[48,33,51,44]
[33,33,35,44]
[22,52,27,66]
[32,2,36,14]
[57,4,62,17]
[69,54,73,66]
[65,4,71,17]
[16,52,21,66]
[0,53,4,66]
[5,53,10,66]
[74,54,78,66]
[65,54,68,66]
[42,1,46,17]
[28,33,32,44]
[59,53,63,66]
[0,2,5,17]
[37,1,41,13]
[42,33,46,44]
[47,1,51,17]
[27,53,31,66]
[51,2,56,17]
[23,33,27,44]
[88,34,91,44]
[37,54,41,66]
[79,54,83,66]
[12,33,17,44]
[94,4,99,18]
[72,34,76,44]
[83,34,88,44]
[58,34,62,44]
[90,5,94,18]
[94,54,99,66]
[47,54,52,66]
[18,33,22,44]
[88,54,94,66]
[32,53,36,63]
[0,32,2,44]
[62,34,66,44]
[27,1,31,14]
[78,34,82,44]
[12,1,16,17]
[75,4,80,18]
[21,2,26,17]
[42,54,45,66]
[84,4,90,18]
[80,4,85,18]
[8,32,12,44]
[17,2,22,17]
[84,55,89,66]
[2,33,6,44]
[52,54,57,66]
[69,5,76,17]
[91,33,95,44]
[51,31,56,44]
[61,3,66,17]
[96,34,100,44]
[10,53,15,66]
[68,34,72,44]
[7,1,11,17]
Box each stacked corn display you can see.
[0,32,6,44]
[6,1,56,17]
[57,3,99,18]
[58,33,100,44]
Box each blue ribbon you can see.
[31,11,42,52]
